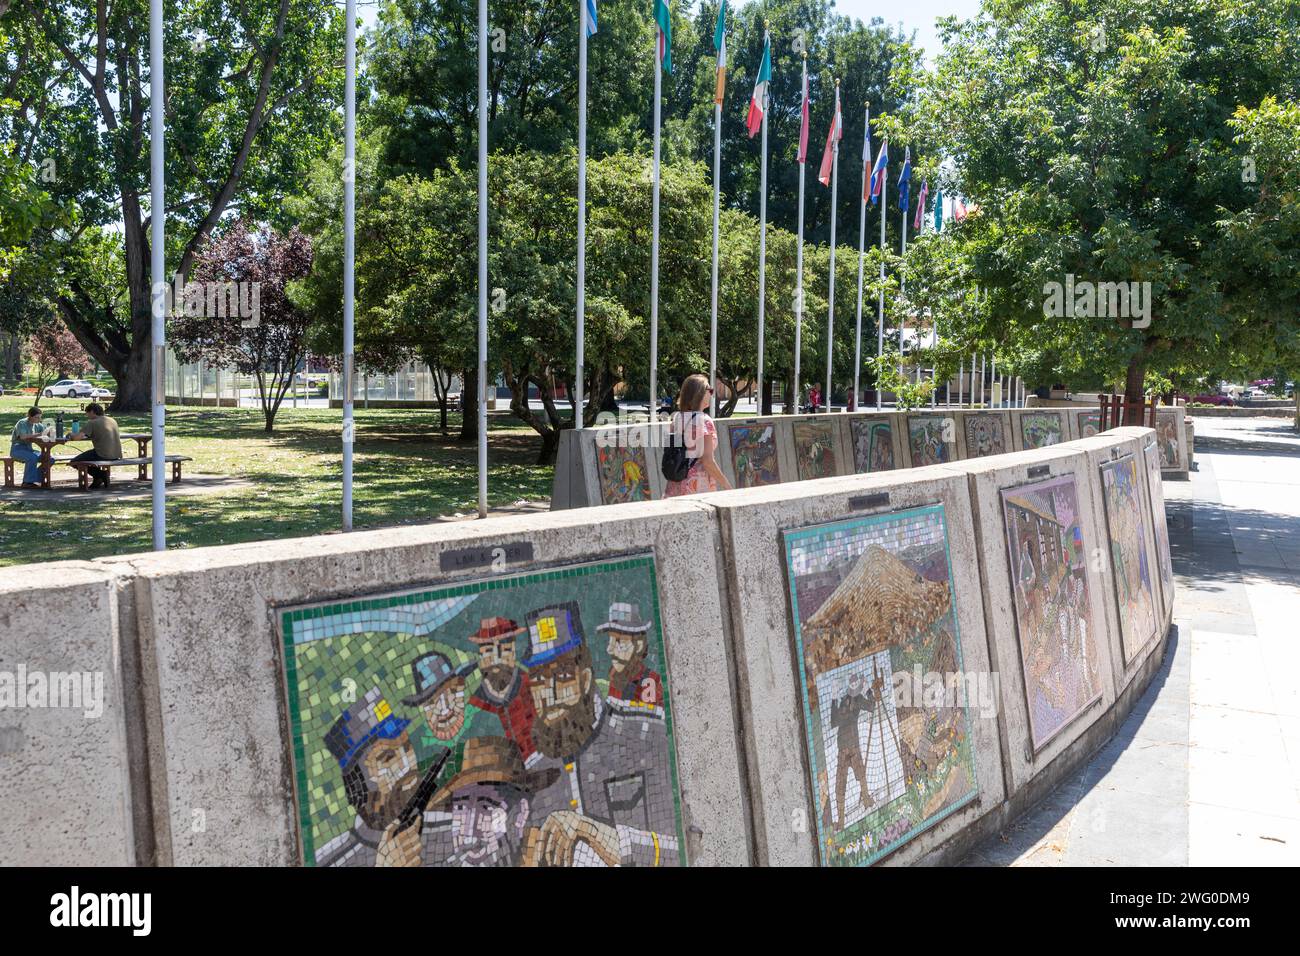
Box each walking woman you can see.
[664,373,732,497]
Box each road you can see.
[965,415,1300,865]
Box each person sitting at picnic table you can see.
[66,403,123,490]
[9,406,47,489]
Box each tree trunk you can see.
[108,345,153,414]
[460,366,478,442]
[761,378,773,416]
[1123,353,1146,426]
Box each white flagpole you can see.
[901,198,912,384]
[476,0,488,517]
[852,103,868,413]
[149,0,166,549]
[342,0,356,531]
[980,354,986,406]
[575,0,589,429]
[649,15,665,425]
[825,79,839,414]
[991,353,997,407]
[709,21,723,416]
[876,149,886,409]
[794,54,806,414]
[756,25,770,417]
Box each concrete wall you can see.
[558,406,1187,508]
[0,427,1174,867]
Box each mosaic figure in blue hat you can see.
[315,688,448,867]
[522,602,680,866]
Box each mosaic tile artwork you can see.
[1077,410,1101,439]
[1001,476,1102,749]
[1020,412,1064,449]
[783,506,978,866]
[596,444,652,504]
[1100,455,1160,664]
[1143,440,1175,613]
[793,420,838,481]
[964,414,1008,458]
[728,422,781,488]
[278,555,686,867]
[850,420,895,473]
[1155,410,1180,469]
[907,416,956,466]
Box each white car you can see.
[43,379,98,398]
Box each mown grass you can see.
[0,395,553,567]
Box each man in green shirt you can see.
[8,406,46,488]
[67,402,123,489]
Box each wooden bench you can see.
[66,455,193,490]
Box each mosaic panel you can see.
[783,505,978,866]
[793,420,838,481]
[1155,410,1180,469]
[1100,454,1160,664]
[850,420,895,473]
[907,415,956,466]
[1001,476,1102,749]
[1076,410,1101,439]
[1143,440,1175,611]
[278,555,685,867]
[964,414,1008,458]
[728,422,781,488]
[1020,412,1064,449]
[596,444,652,504]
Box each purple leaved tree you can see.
[170,221,313,432]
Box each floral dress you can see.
[664,413,719,497]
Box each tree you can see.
[905,0,1300,415]
[2,0,344,411]
[27,320,90,402]
[169,220,314,431]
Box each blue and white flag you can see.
[585,0,598,37]
[869,139,889,203]
[898,147,912,213]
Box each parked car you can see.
[1188,392,1233,406]
[88,386,113,399]
[43,379,98,398]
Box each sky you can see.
[354,0,985,64]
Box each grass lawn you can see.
[0,395,554,568]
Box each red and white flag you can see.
[817,83,842,186]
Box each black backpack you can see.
[661,412,697,482]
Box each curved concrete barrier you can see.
[0,427,1173,867]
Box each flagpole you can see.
[649,13,664,426]
[709,6,724,416]
[901,197,910,384]
[476,0,488,518]
[149,0,166,549]
[876,153,886,409]
[825,78,840,414]
[852,103,868,413]
[575,0,589,429]
[756,23,770,417]
[794,54,806,414]
[342,0,356,531]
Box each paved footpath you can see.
[965,415,1300,865]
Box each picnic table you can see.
[31,431,155,487]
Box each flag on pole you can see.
[934,189,944,232]
[817,83,842,186]
[796,56,810,163]
[914,179,929,231]
[746,32,771,137]
[897,146,912,212]
[713,1,726,104]
[654,0,671,72]
[860,108,872,201]
[585,0,597,36]
[868,138,888,202]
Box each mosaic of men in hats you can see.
[598,602,663,709]
[424,735,558,867]
[401,650,487,776]
[522,602,681,866]
[467,616,540,765]
[315,688,445,867]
